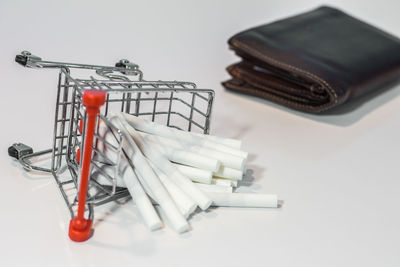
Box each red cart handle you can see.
[69,90,106,242]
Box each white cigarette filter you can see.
[121,163,163,231]
[213,165,243,181]
[188,131,242,149]
[119,114,212,211]
[111,116,189,233]
[172,163,212,184]
[123,113,248,161]
[206,192,278,208]
[195,183,233,193]
[145,139,220,172]
[190,145,246,172]
[150,162,198,218]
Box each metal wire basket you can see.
[9,51,214,240]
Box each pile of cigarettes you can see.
[105,113,279,233]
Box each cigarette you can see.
[111,116,189,233]
[119,114,212,210]
[205,142,248,160]
[145,138,220,172]
[213,165,243,181]
[188,131,242,149]
[172,163,212,184]
[195,183,233,193]
[206,193,278,208]
[121,163,163,231]
[178,129,247,158]
[190,145,246,172]
[150,162,198,218]
[211,178,232,187]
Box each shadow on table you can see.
[237,153,265,190]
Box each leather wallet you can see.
[222,6,400,113]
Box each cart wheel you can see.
[8,143,33,159]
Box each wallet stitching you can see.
[230,64,309,95]
[228,67,319,104]
[232,41,338,110]
[224,80,323,111]
[229,64,328,101]
[235,51,324,96]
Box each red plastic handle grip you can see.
[69,90,106,242]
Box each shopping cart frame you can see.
[10,51,215,240]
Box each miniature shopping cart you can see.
[8,51,214,241]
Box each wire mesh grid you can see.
[49,67,214,219]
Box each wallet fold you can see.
[223,6,400,113]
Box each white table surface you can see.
[1,0,399,266]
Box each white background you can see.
[1,0,399,266]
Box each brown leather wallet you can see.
[222,6,400,113]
